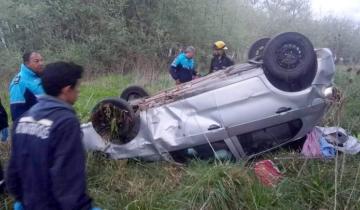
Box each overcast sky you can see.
[311,0,360,22]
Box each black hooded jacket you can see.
[6,95,93,210]
[209,54,234,73]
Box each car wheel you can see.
[248,37,270,61]
[120,85,149,101]
[262,32,317,91]
[91,98,139,145]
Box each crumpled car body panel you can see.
[82,48,336,161]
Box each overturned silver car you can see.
[82,32,336,161]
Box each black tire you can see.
[120,85,149,101]
[263,32,317,83]
[248,37,271,61]
[91,98,139,145]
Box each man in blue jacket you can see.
[6,62,100,210]
[9,51,45,121]
[169,46,198,84]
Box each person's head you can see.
[185,46,195,59]
[213,41,228,56]
[41,62,83,105]
[23,52,44,74]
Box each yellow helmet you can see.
[213,41,228,50]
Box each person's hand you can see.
[175,79,181,85]
[0,127,8,142]
[13,201,24,210]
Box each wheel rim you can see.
[249,38,270,60]
[276,43,304,69]
[255,46,266,57]
[91,102,133,144]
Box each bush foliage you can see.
[1,0,360,77]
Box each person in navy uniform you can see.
[169,46,198,84]
[0,98,8,142]
[0,98,8,194]
[9,51,45,121]
[6,62,101,210]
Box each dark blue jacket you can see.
[209,54,234,73]
[169,53,197,83]
[0,99,8,131]
[9,64,45,121]
[6,96,93,210]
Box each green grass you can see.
[86,154,360,210]
[3,68,360,209]
[331,67,360,134]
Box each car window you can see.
[236,119,302,156]
[170,140,234,161]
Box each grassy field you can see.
[2,67,360,209]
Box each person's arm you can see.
[209,58,215,74]
[23,78,45,108]
[26,78,45,97]
[192,60,198,77]
[6,125,22,201]
[169,65,179,80]
[50,118,92,210]
[0,99,8,130]
[226,56,235,67]
[169,56,181,84]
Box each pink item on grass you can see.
[301,129,322,157]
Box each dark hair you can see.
[22,51,35,63]
[41,62,83,97]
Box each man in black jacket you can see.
[0,98,8,193]
[6,62,100,210]
[209,41,234,73]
